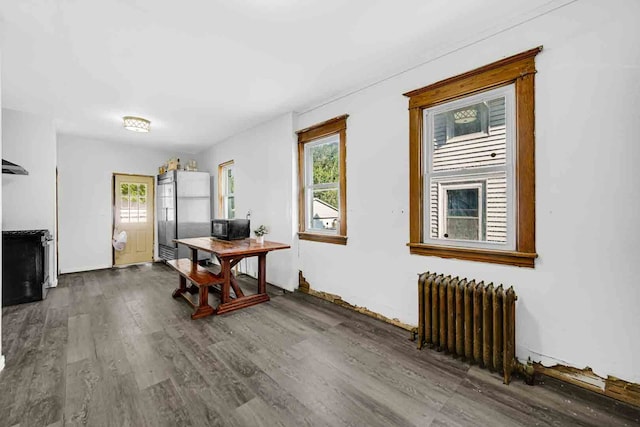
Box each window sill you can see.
[408,242,536,268]
[299,232,347,245]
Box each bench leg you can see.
[191,284,214,319]
[172,276,187,298]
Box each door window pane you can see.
[139,196,147,222]
[119,182,148,223]
[120,196,130,223]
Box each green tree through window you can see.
[312,142,339,208]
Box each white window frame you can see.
[220,162,235,219]
[304,134,340,234]
[423,84,516,250]
[304,133,340,235]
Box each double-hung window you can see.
[297,115,348,245]
[218,160,235,219]
[405,47,541,267]
[425,85,515,249]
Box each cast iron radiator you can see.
[417,272,517,384]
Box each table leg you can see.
[214,253,270,316]
[221,258,231,304]
[191,283,214,319]
[258,253,267,294]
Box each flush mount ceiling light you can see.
[123,116,151,133]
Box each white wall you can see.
[196,113,298,291]
[2,108,57,286]
[294,0,640,383]
[57,135,192,273]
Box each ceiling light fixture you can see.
[123,116,151,132]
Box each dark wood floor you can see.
[1,263,639,427]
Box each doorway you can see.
[113,174,155,266]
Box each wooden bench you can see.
[166,258,224,319]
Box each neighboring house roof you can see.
[312,198,338,218]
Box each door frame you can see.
[112,173,156,267]
[56,168,60,276]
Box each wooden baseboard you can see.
[534,363,640,408]
[298,271,417,333]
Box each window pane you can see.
[432,96,506,172]
[227,196,235,219]
[486,173,507,244]
[139,197,147,223]
[130,194,139,223]
[227,168,234,194]
[310,188,338,231]
[311,141,339,185]
[120,196,130,223]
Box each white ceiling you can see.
[1,0,569,153]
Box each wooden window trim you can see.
[217,160,234,219]
[404,47,542,267]
[297,115,348,245]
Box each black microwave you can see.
[211,219,250,240]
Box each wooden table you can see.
[168,237,290,319]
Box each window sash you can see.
[222,165,234,196]
[219,162,235,219]
[304,134,341,234]
[423,85,516,250]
